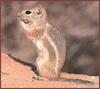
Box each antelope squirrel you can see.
[17,5,66,80]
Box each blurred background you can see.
[1,1,99,76]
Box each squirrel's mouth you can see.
[17,15,29,24]
[22,19,30,24]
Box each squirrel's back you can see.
[46,24,66,71]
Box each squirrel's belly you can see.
[36,37,58,79]
[36,40,49,62]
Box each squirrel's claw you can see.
[33,75,48,81]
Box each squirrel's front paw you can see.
[33,75,48,81]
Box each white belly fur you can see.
[35,40,49,66]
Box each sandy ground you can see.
[1,53,99,88]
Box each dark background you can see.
[1,1,99,76]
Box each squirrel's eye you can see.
[25,10,32,14]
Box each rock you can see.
[1,53,99,88]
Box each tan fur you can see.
[17,5,66,80]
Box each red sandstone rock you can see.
[1,53,99,88]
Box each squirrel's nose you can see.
[17,13,21,19]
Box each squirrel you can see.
[17,5,66,81]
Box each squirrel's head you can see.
[17,5,48,32]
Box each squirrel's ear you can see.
[33,5,43,14]
[36,8,42,15]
